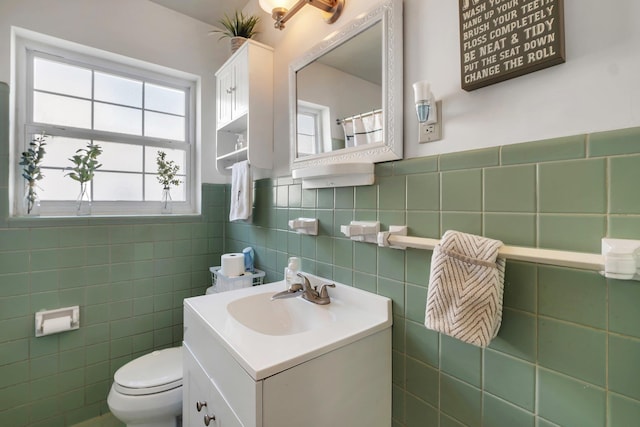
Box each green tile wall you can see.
[225,126,640,427]
[0,184,225,426]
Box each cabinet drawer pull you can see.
[204,414,216,426]
[196,401,207,412]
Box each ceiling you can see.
[149,0,251,27]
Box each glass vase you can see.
[23,184,40,216]
[76,182,92,216]
[161,187,172,214]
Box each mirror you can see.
[289,0,403,173]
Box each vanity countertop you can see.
[184,275,392,380]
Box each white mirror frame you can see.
[289,0,403,174]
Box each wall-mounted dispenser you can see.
[413,80,442,143]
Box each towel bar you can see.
[370,226,640,281]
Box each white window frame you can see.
[12,29,199,217]
[297,100,332,156]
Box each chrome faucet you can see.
[270,273,335,305]
[297,273,335,305]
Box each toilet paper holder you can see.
[35,306,80,337]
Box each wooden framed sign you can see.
[459,0,565,91]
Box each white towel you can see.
[353,116,367,146]
[342,119,355,148]
[368,110,383,144]
[229,160,252,222]
[425,230,505,348]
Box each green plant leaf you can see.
[211,10,260,39]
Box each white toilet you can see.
[107,346,183,427]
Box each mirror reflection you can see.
[295,22,382,158]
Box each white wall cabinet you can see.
[215,40,273,174]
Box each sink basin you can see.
[227,292,336,335]
[184,274,392,380]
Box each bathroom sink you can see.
[184,274,392,380]
[227,291,337,335]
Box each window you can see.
[296,101,331,157]
[15,34,197,216]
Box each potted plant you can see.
[210,10,260,53]
[19,132,48,215]
[66,142,102,215]
[156,151,182,214]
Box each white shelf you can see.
[292,162,375,189]
[215,40,273,175]
[216,147,248,170]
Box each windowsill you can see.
[8,213,203,228]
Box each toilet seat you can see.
[114,347,183,396]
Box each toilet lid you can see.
[114,347,183,396]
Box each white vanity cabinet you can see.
[184,347,242,427]
[215,40,273,174]
[182,285,392,427]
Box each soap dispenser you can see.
[284,257,301,290]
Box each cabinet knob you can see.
[196,401,207,412]
[204,414,216,426]
[226,88,232,94]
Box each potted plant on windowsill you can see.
[66,142,102,216]
[156,151,182,214]
[210,10,260,53]
[19,132,48,216]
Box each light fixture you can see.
[259,0,345,30]
[412,80,442,143]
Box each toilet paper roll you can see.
[42,316,72,335]
[220,253,245,277]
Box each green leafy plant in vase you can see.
[19,132,48,215]
[66,142,102,215]
[156,151,182,214]
[210,10,260,53]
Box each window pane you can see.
[94,102,142,135]
[38,168,79,200]
[33,57,91,98]
[145,83,185,115]
[144,147,186,174]
[95,72,142,108]
[145,174,186,201]
[297,134,315,155]
[33,92,91,128]
[297,114,316,135]
[96,141,143,172]
[40,136,90,168]
[93,171,142,201]
[144,111,185,141]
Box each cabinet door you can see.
[216,65,234,129]
[184,346,243,427]
[231,50,248,120]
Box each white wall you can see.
[247,0,640,176]
[0,0,231,184]
[3,0,638,182]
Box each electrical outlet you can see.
[418,100,442,143]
